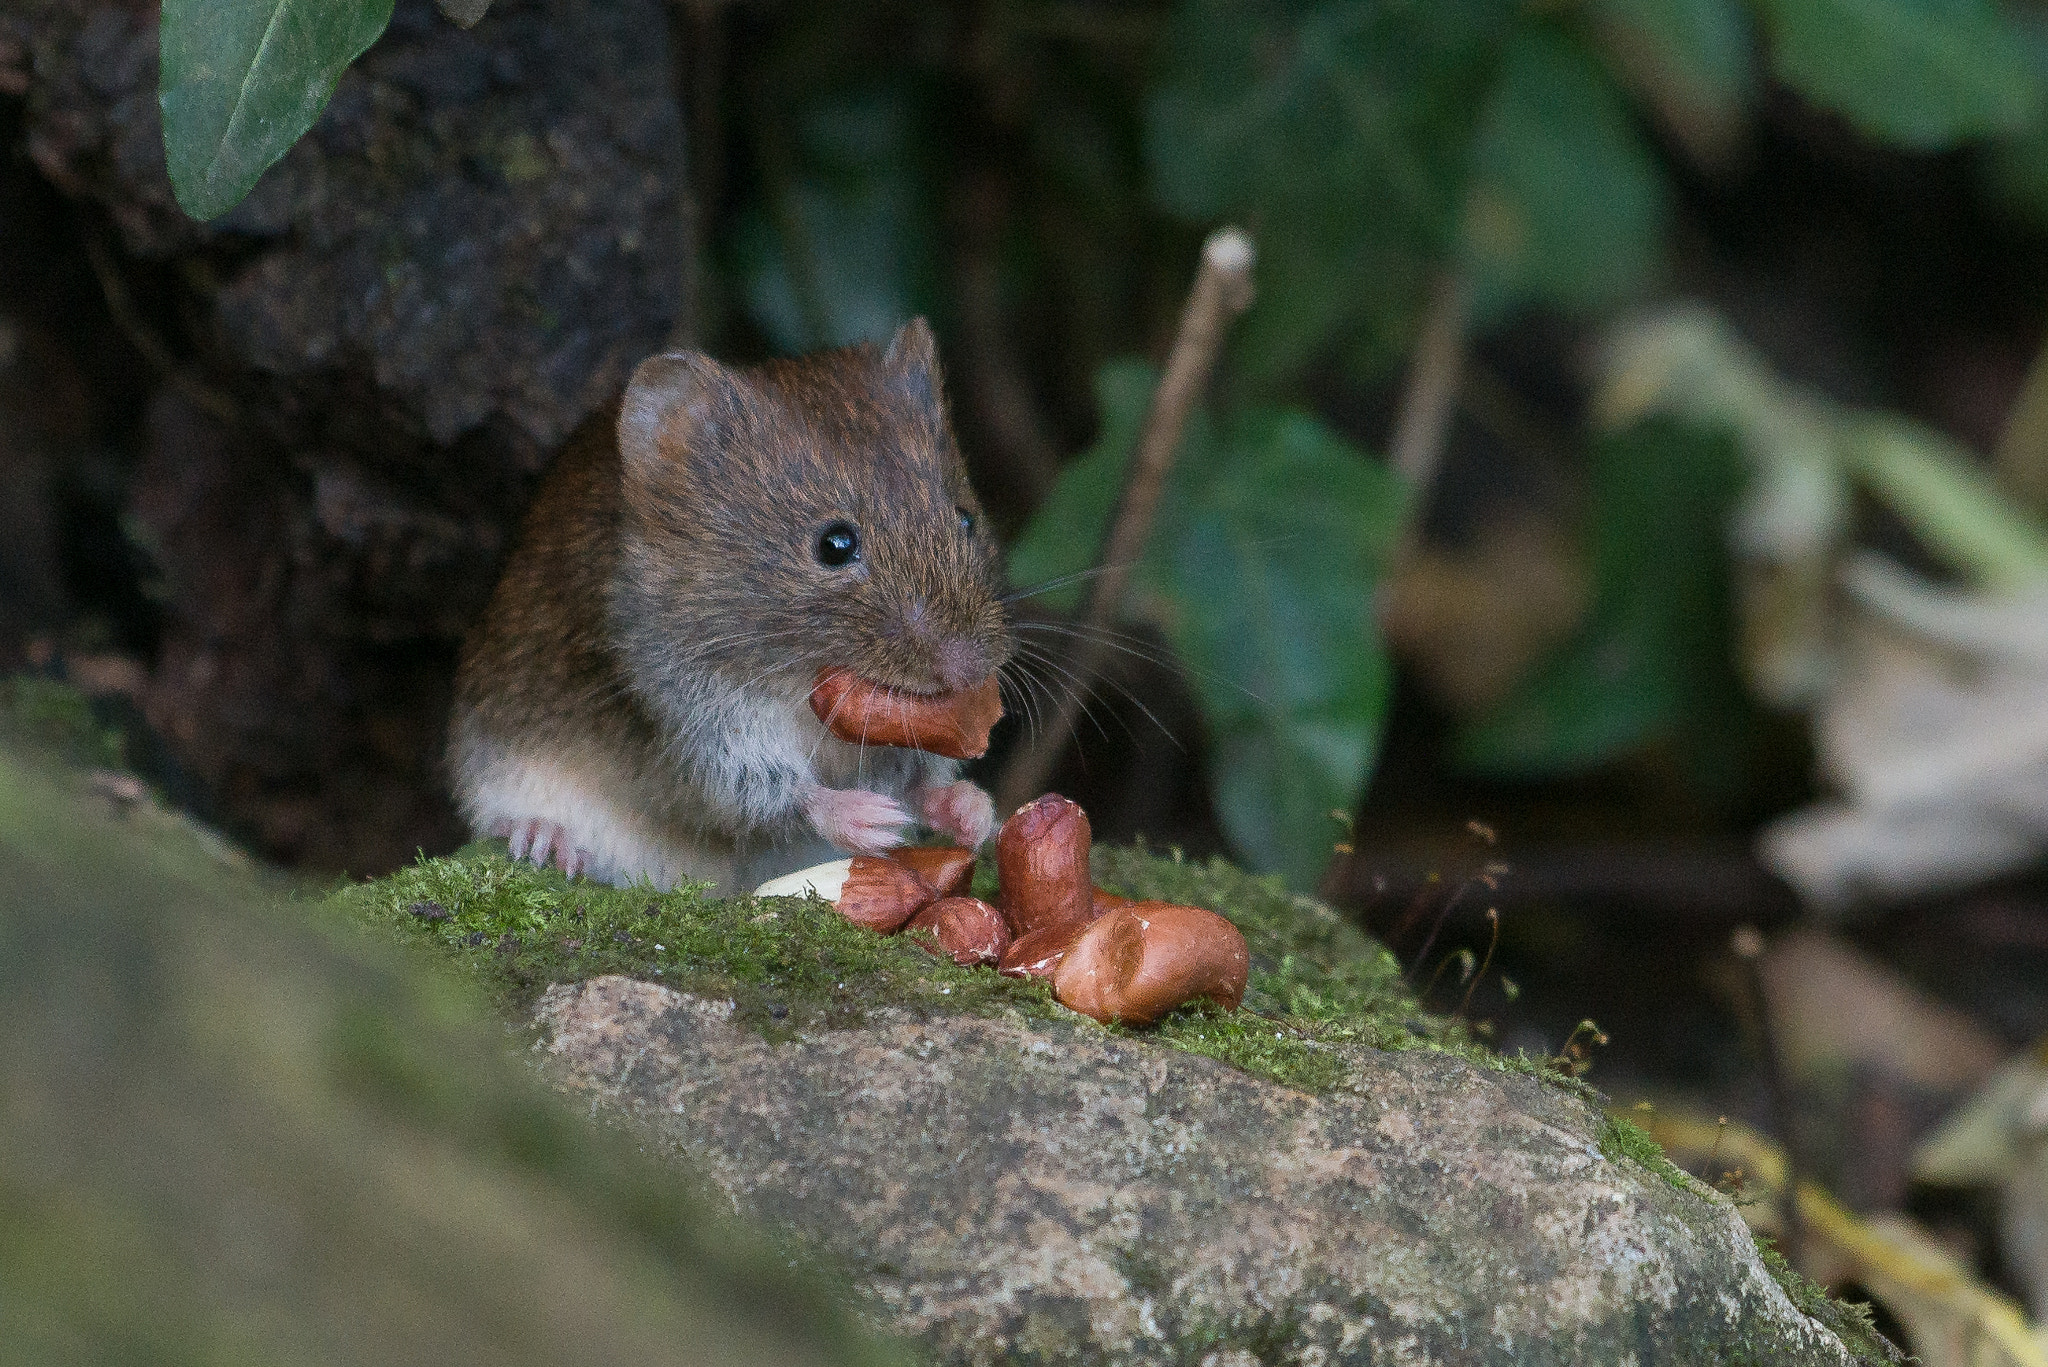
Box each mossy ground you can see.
[1599,1114,1717,1199]
[3,676,124,769]
[330,833,1600,1095]
[330,844,1056,1040]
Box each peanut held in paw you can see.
[885,845,977,899]
[906,896,1011,966]
[809,668,1004,760]
[996,795,1093,936]
[1052,901,1249,1025]
[833,855,936,933]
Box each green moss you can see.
[328,844,1054,1033]
[1090,845,1606,1096]
[1752,1236,1901,1366]
[1089,845,1419,1090]
[330,840,1595,1098]
[1599,1114,1712,1197]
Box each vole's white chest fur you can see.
[453,684,950,895]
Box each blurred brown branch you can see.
[995,226,1254,814]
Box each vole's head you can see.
[614,319,1013,702]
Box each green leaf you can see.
[1753,0,2040,149]
[1004,363,1155,611]
[1144,0,1514,385]
[159,0,394,221]
[1458,419,1751,782]
[1461,27,1669,311]
[1844,415,2048,589]
[1009,360,1407,887]
[1590,0,1756,110]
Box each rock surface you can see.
[0,738,898,1367]
[538,974,1862,1366]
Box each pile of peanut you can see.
[780,795,1249,1026]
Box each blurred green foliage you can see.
[1455,419,1755,788]
[157,0,2048,882]
[1009,361,1407,886]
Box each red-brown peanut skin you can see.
[1091,888,1134,917]
[886,845,977,899]
[906,896,1011,966]
[833,856,935,933]
[996,918,1088,980]
[995,884,1134,980]
[1052,901,1249,1025]
[995,795,1093,936]
[809,669,1003,759]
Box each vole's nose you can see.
[934,637,988,693]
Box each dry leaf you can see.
[1760,557,2048,908]
[1646,1110,2047,1367]
[1759,928,2004,1094]
[1916,1047,2048,1321]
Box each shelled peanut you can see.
[752,792,1249,1027]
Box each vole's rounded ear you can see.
[883,317,943,417]
[618,351,751,475]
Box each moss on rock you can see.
[336,838,1566,1094]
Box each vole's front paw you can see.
[918,780,996,849]
[493,817,595,880]
[804,786,912,855]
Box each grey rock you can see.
[0,739,900,1367]
[537,975,1862,1366]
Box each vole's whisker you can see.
[997,659,1049,741]
[1004,649,1112,747]
[1003,533,1310,608]
[1012,640,1170,737]
[1000,560,1137,606]
[1012,620,1183,671]
[1010,643,1147,747]
[1012,619,1266,707]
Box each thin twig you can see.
[1455,906,1500,1020]
[663,0,707,349]
[994,226,1254,812]
[1732,924,1806,1267]
[686,0,726,270]
[1317,268,1469,891]
[1388,269,1471,495]
[749,79,831,349]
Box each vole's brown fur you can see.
[449,320,1012,892]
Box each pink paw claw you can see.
[806,787,912,855]
[493,818,594,880]
[919,780,995,849]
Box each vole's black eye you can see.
[956,506,975,534]
[815,521,861,568]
